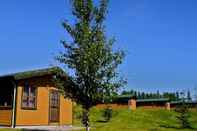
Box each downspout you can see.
[11,80,17,128]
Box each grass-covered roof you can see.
[112,96,170,104]
[0,66,66,80]
[136,98,170,103]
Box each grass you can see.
[0,129,19,131]
[0,107,196,131]
[73,106,197,131]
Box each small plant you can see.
[73,104,83,119]
[175,92,191,129]
[102,106,113,122]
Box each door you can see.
[49,90,60,123]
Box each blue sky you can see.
[1,0,197,94]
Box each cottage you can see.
[129,98,170,110]
[0,67,72,127]
[96,95,134,109]
[97,96,171,110]
[169,100,197,109]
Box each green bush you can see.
[102,106,113,122]
[175,101,191,129]
[73,104,83,119]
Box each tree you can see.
[187,90,192,101]
[176,91,179,101]
[163,92,176,101]
[137,92,141,99]
[121,90,128,95]
[146,93,150,99]
[175,92,191,129]
[121,89,134,95]
[129,90,134,96]
[195,88,197,101]
[56,0,125,130]
[141,92,145,99]
[134,91,137,98]
[156,90,160,98]
[121,89,137,96]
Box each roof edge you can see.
[0,66,67,80]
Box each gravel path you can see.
[15,126,84,131]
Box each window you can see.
[21,83,37,109]
[50,91,60,108]
[0,89,13,108]
[0,80,14,109]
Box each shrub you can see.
[175,99,191,128]
[73,104,83,119]
[102,106,113,122]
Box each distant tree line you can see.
[121,90,192,101]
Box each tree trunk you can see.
[86,126,90,131]
[82,108,90,131]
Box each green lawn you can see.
[0,107,196,131]
[0,129,19,131]
[74,107,197,131]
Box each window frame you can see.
[0,93,13,109]
[21,83,37,110]
[0,82,14,109]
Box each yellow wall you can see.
[60,95,73,125]
[15,76,72,126]
[0,109,12,126]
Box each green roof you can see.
[136,98,170,103]
[170,100,197,104]
[112,96,170,104]
[0,66,66,80]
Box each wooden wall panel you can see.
[16,86,49,125]
[60,96,73,125]
[15,76,73,126]
[0,110,12,126]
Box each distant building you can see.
[97,95,197,110]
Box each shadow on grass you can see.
[21,129,43,131]
[95,120,108,123]
[160,124,195,130]
[21,129,47,131]
[160,124,181,129]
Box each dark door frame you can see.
[49,90,60,123]
[0,76,17,128]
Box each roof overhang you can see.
[0,66,67,81]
